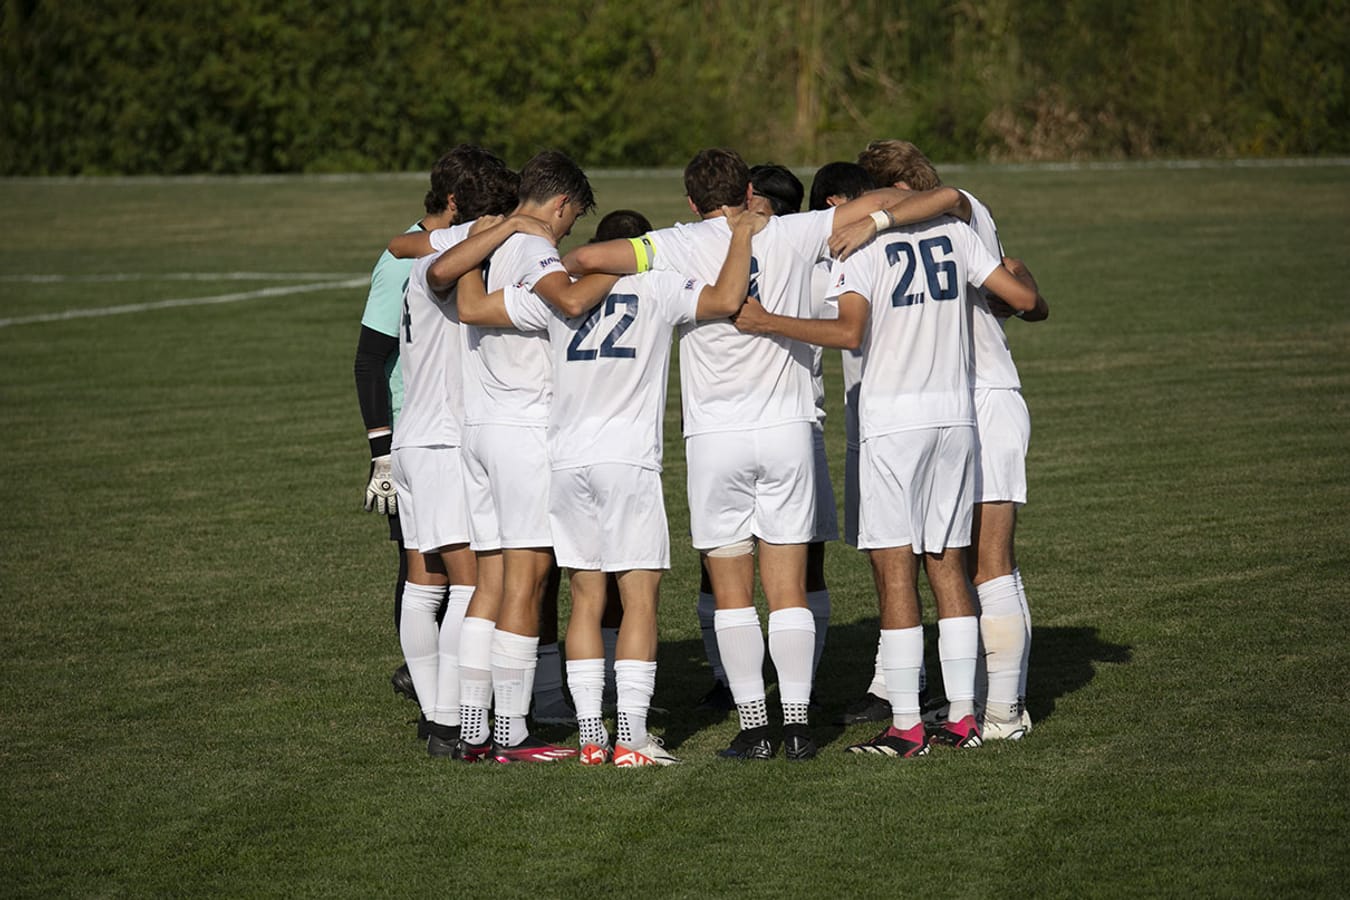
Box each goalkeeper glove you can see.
[365,454,397,515]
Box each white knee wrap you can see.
[706,538,756,559]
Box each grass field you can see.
[1,162,1347,897]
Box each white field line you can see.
[0,277,369,328]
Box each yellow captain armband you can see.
[630,235,655,273]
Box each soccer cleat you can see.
[783,723,818,761]
[845,723,930,758]
[456,738,494,763]
[717,725,777,760]
[492,735,579,764]
[933,714,984,749]
[427,724,462,758]
[697,680,736,712]
[391,664,418,705]
[414,713,431,741]
[980,715,1028,742]
[580,742,613,766]
[834,692,891,726]
[614,737,681,767]
[532,693,578,727]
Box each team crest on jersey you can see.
[683,279,696,291]
[835,272,847,288]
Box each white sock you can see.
[458,616,495,744]
[715,607,767,730]
[768,607,815,725]
[567,657,607,747]
[1014,567,1032,702]
[615,659,657,747]
[399,582,446,718]
[806,589,830,679]
[939,616,980,723]
[880,626,924,730]
[867,636,887,698]
[491,629,538,746]
[431,585,473,726]
[533,641,565,707]
[978,575,1025,722]
[698,591,726,682]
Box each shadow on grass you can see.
[624,618,1132,752]
[521,616,1130,753]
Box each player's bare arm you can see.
[734,291,869,350]
[530,270,622,318]
[454,266,515,328]
[426,215,555,292]
[829,186,967,261]
[980,257,1047,315]
[695,208,770,320]
[561,237,640,277]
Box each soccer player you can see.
[733,186,1047,757]
[844,141,1049,740]
[564,148,961,760]
[457,206,767,765]
[454,150,599,763]
[387,147,543,757]
[353,148,486,723]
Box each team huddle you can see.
[352,142,1048,765]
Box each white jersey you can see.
[391,225,471,450]
[462,231,565,427]
[827,216,1001,439]
[807,262,832,430]
[646,209,834,436]
[505,271,703,471]
[962,190,1021,391]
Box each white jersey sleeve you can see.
[503,283,554,333]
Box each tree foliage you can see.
[2,0,1345,174]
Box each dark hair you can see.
[455,165,519,222]
[592,209,653,242]
[518,150,596,214]
[684,148,750,215]
[857,140,941,191]
[749,164,804,216]
[423,144,510,216]
[808,161,875,210]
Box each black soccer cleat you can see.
[391,663,418,705]
[427,723,462,758]
[783,723,819,761]
[834,692,891,726]
[717,725,777,760]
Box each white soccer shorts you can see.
[461,423,552,551]
[810,426,839,544]
[973,388,1030,505]
[686,421,816,550]
[858,425,975,554]
[550,464,670,572]
[390,445,471,553]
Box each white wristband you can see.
[869,209,893,231]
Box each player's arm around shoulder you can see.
[562,237,641,278]
[981,256,1048,318]
[532,270,621,319]
[829,187,966,261]
[695,207,769,320]
[455,265,514,328]
[427,215,552,293]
